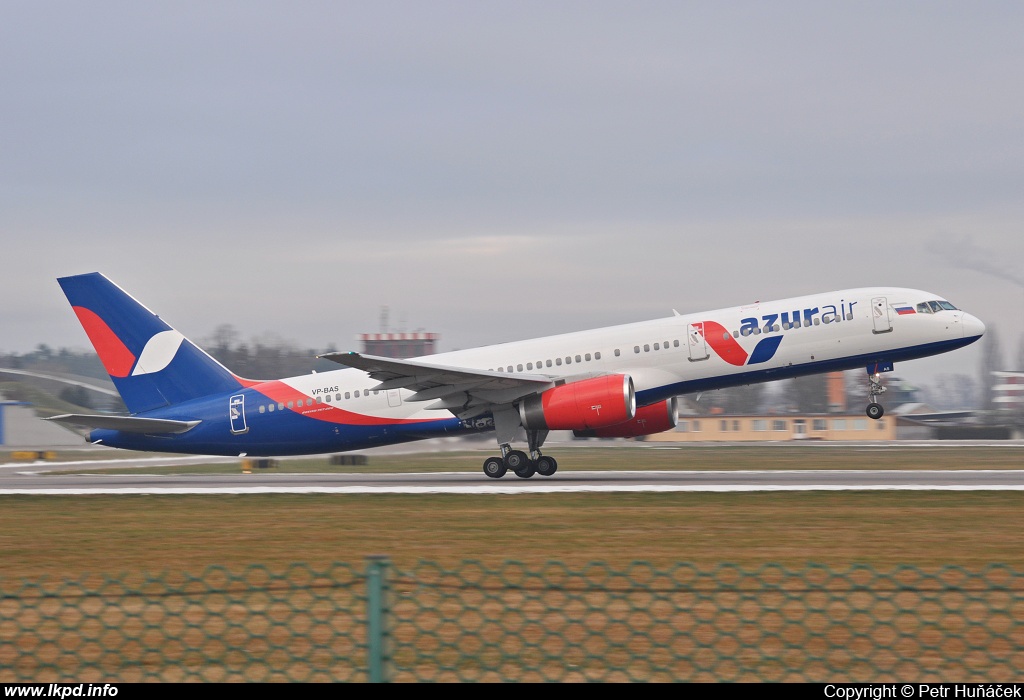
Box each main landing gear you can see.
[482,430,558,479]
[866,372,886,420]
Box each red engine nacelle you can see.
[519,374,636,431]
[573,397,678,438]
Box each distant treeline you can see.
[1,326,341,386]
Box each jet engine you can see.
[573,397,678,438]
[519,374,636,431]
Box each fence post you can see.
[365,555,390,683]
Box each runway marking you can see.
[3,484,1024,495]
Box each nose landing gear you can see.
[866,371,886,420]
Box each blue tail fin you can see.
[58,273,244,414]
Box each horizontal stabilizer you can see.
[46,414,201,434]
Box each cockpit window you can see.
[918,299,959,313]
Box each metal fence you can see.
[2,560,1022,682]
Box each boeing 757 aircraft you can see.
[49,273,984,478]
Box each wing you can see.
[317,351,554,418]
[47,414,202,434]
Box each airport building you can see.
[357,306,439,359]
[0,392,84,449]
[644,413,898,442]
[358,332,439,359]
[992,370,1024,413]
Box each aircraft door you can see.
[386,389,402,408]
[688,323,709,361]
[229,394,249,434]
[871,297,893,334]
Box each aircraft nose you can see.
[961,312,986,340]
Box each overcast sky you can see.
[2,2,1022,389]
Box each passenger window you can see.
[733,331,740,338]
[634,346,640,354]
[556,358,562,365]
[673,340,680,347]
[585,353,591,361]
[517,364,523,372]
[268,404,275,412]
[354,391,359,398]
[546,359,553,367]
[278,403,284,410]
[507,366,513,372]
[614,349,621,357]
[595,352,601,360]
[345,392,350,399]
[527,362,533,370]
[575,355,581,362]
[287,401,294,409]
[565,357,572,364]
[259,405,266,414]
[654,342,660,350]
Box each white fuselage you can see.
[267,287,983,422]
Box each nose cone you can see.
[961,312,986,340]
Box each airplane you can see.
[48,272,985,478]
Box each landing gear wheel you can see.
[866,402,884,420]
[504,450,530,471]
[535,455,558,477]
[514,461,536,479]
[483,456,507,478]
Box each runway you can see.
[2,455,1024,494]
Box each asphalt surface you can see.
[2,454,1023,494]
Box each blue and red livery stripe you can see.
[698,321,784,366]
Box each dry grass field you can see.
[1,444,1022,682]
[1,444,1022,580]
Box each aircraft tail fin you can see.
[57,273,246,414]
